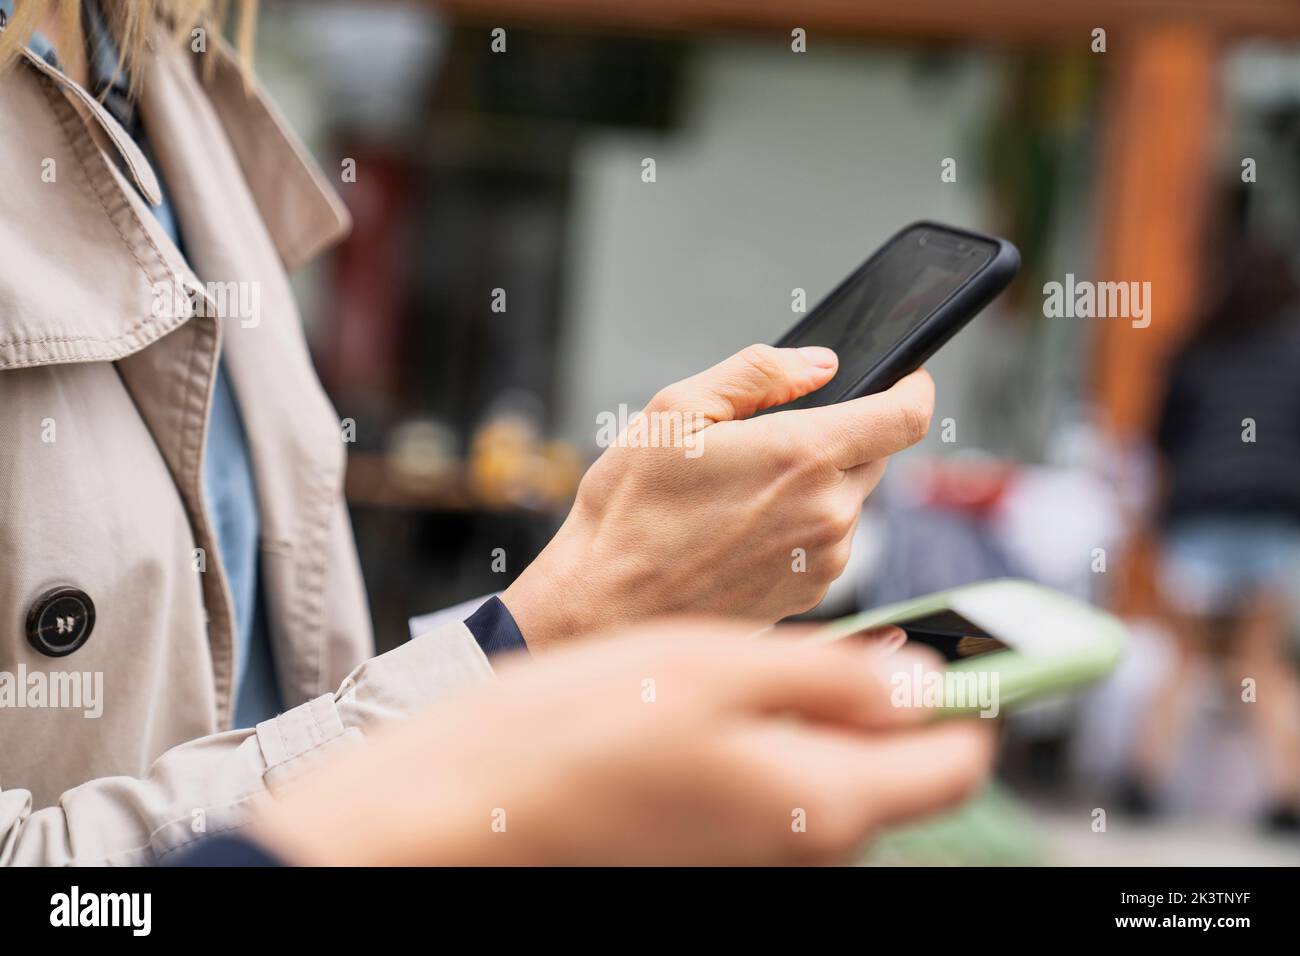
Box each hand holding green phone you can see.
[815,579,1127,718]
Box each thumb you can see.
[648,344,838,423]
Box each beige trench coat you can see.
[0,30,493,865]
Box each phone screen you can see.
[776,226,997,409]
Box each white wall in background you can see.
[557,41,1004,447]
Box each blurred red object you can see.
[324,151,410,400]
[908,457,1019,515]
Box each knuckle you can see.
[808,511,843,548]
[812,558,844,593]
[828,534,854,573]
[740,342,780,368]
[825,518,853,550]
[793,578,833,615]
[762,425,806,473]
[739,343,787,386]
[790,442,841,486]
[805,439,841,476]
[897,399,931,446]
[835,500,862,539]
[648,385,686,412]
[812,501,857,547]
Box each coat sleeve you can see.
[0,620,493,866]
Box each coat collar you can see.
[190,36,352,273]
[0,25,350,371]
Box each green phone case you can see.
[812,578,1127,716]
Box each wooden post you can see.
[1091,24,1219,613]
[1093,24,1218,438]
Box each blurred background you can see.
[254,0,1300,864]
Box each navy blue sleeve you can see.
[463,596,529,657]
[168,834,284,867]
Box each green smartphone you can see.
[812,579,1126,717]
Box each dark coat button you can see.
[26,586,96,657]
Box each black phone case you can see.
[769,220,1019,405]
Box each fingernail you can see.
[798,346,837,369]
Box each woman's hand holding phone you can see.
[501,344,934,651]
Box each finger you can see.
[840,457,886,500]
[830,720,997,831]
[719,635,939,731]
[775,368,935,470]
[842,624,908,656]
[741,718,996,853]
[649,344,839,423]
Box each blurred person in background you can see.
[0,0,936,864]
[1128,218,1300,832]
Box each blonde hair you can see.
[0,0,257,91]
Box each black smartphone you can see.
[763,221,1018,411]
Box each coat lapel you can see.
[137,38,353,704]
